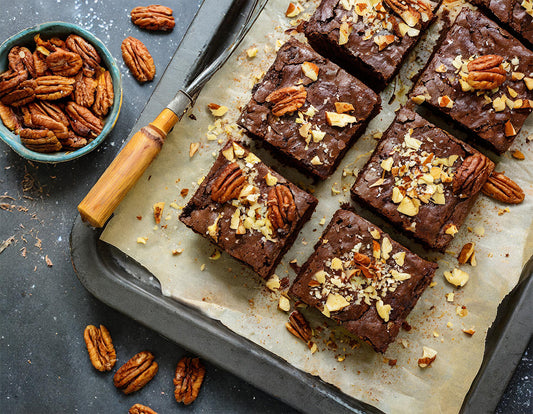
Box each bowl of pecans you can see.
[0,22,122,163]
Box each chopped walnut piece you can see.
[189,142,200,158]
[334,102,354,113]
[338,21,352,45]
[278,294,291,312]
[444,268,469,287]
[462,328,476,336]
[418,346,437,368]
[511,150,525,160]
[285,2,303,17]
[266,274,280,291]
[207,103,228,117]
[301,61,319,81]
[325,111,356,127]
[457,242,476,265]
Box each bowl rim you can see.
[0,21,123,163]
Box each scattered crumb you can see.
[45,255,53,267]
[511,150,525,160]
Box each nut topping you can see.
[173,357,206,405]
[83,324,117,372]
[121,37,156,83]
[452,153,492,197]
[46,49,83,77]
[129,404,158,414]
[131,5,175,31]
[384,0,433,28]
[482,171,525,204]
[267,184,297,232]
[114,351,158,394]
[466,55,506,90]
[285,310,313,347]
[210,162,247,204]
[265,85,307,116]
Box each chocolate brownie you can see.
[290,209,438,353]
[411,8,533,154]
[238,38,380,180]
[304,0,442,91]
[351,107,495,250]
[180,140,318,279]
[472,0,533,49]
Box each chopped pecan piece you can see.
[65,101,103,138]
[457,242,476,265]
[121,37,156,83]
[1,79,36,107]
[35,75,75,100]
[74,73,97,107]
[93,69,114,117]
[384,0,432,27]
[452,153,493,197]
[286,310,314,348]
[18,128,62,153]
[173,357,206,405]
[265,85,307,116]
[0,70,28,98]
[0,102,21,131]
[129,404,158,414]
[114,351,158,394]
[83,324,117,372]
[267,184,297,231]
[482,171,524,204]
[8,46,36,77]
[131,5,175,31]
[210,162,247,203]
[466,55,506,90]
[66,34,102,78]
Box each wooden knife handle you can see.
[78,108,179,228]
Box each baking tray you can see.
[71,0,533,412]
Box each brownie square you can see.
[290,209,438,353]
[179,140,318,279]
[238,38,380,180]
[472,0,533,49]
[411,7,533,154]
[304,0,442,91]
[351,107,495,250]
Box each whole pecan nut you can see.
[131,5,176,31]
[83,324,117,372]
[1,79,36,107]
[93,69,114,117]
[74,73,97,107]
[114,351,158,394]
[173,357,206,405]
[265,85,307,117]
[46,49,83,77]
[8,46,36,77]
[65,101,103,138]
[0,102,21,131]
[267,184,298,231]
[452,153,493,197]
[482,172,524,204]
[66,34,102,78]
[384,0,433,28]
[466,55,506,90]
[35,75,75,100]
[18,128,62,153]
[121,37,156,83]
[286,310,313,346]
[129,404,158,414]
[210,162,247,203]
[0,70,29,98]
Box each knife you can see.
[78,0,268,228]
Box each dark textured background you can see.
[0,1,530,413]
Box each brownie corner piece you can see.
[179,140,318,280]
[410,7,533,154]
[290,209,438,353]
[304,0,442,91]
[238,37,380,180]
[350,107,495,251]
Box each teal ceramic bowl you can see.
[0,22,122,163]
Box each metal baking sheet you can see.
[70,0,533,412]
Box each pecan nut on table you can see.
[83,324,117,372]
[113,351,158,394]
[0,33,113,153]
[173,357,206,405]
[121,37,156,83]
[130,5,175,31]
[129,403,158,414]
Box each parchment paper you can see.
[101,1,533,412]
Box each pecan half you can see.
[35,75,75,100]
[83,324,117,372]
[482,172,524,204]
[129,404,158,414]
[131,5,175,31]
[121,37,156,83]
[74,73,97,107]
[24,103,68,139]
[286,310,313,346]
[1,79,36,107]
[114,351,158,394]
[66,34,102,78]
[0,101,21,131]
[18,128,62,153]
[265,85,307,117]
[8,46,36,77]
[384,0,433,28]
[31,101,70,127]
[46,49,83,77]
[466,55,506,90]
[210,162,247,203]
[61,130,88,150]
[173,357,206,405]
[0,70,28,98]
[93,69,114,117]
[267,184,298,231]
[33,50,49,77]
[65,102,103,138]
[452,153,492,197]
